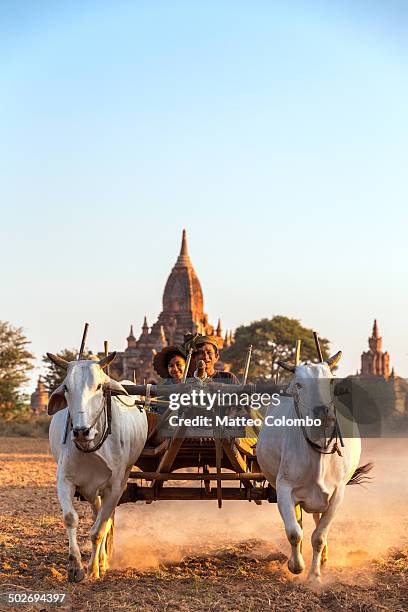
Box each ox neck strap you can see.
[293,394,344,457]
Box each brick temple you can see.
[106,230,232,383]
[30,377,49,414]
[358,319,407,415]
[360,319,392,378]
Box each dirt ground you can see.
[0,437,407,611]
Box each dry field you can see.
[0,436,407,611]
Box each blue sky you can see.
[0,1,407,388]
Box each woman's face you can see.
[167,355,185,381]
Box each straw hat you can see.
[183,332,219,355]
[152,346,186,379]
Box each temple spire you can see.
[362,319,390,377]
[372,319,378,338]
[180,229,188,255]
[175,229,191,267]
[127,324,137,348]
[216,318,222,337]
[142,316,149,335]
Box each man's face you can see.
[167,355,185,381]
[195,343,218,375]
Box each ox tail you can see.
[347,462,374,486]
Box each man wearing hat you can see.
[184,333,239,383]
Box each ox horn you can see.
[277,360,296,373]
[326,351,342,370]
[99,351,117,369]
[46,353,69,369]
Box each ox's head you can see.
[46,352,128,446]
[278,352,342,432]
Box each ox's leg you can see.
[100,510,115,573]
[88,496,110,574]
[277,483,305,574]
[88,488,121,579]
[313,513,328,565]
[90,495,101,521]
[56,475,84,583]
[98,517,113,574]
[309,488,345,581]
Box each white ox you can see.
[47,353,148,581]
[257,352,371,581]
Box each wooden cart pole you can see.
[181,348,193,383]
[215,438,223,509]
[242,345,253,385]
[313,331,323,362]
[78,323,89,360]
[294,339,301,366]
[104,340,110,374]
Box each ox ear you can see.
[47,353,68,369]
[104,378,129,396]
[99,352,117,369]
[48,384,67,415]
[277,360,296,373]
[326,351,342,371]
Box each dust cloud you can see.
[111,438,408,572]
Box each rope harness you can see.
[72,392,112,454]
[65,387,145,454]
[292,389,345,456]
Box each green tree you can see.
[42,348,92,393]
[221,315,331,382]
[0,321,34,418]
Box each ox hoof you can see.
[287,558,305,575]
[68,565,85,583]
[87,567,100,581]
[307,573,322,585]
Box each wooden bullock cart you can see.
[117,381,278,509]
[115,341,304,509]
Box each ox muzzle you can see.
[72,426,97,444]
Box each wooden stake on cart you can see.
[78,323,89,359]
[294,339,301,366]
[242,345,253,385]
[313,331,323,362]
[62,322,89,444]
[181,348,193,383]
[215,438,223,508]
